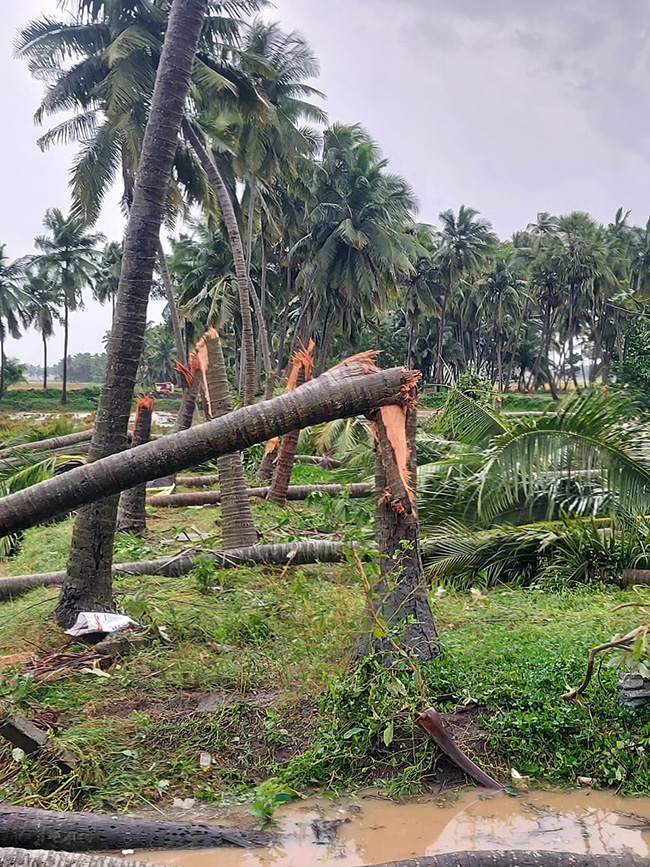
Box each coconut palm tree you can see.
[23,265,60,389]
[34,209,103,404]
[294,124,420,373]
[0,247,27,399]
[434,206,497,384]
[93,240,122,323]
[57,0,215,629]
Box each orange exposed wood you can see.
[262,436,279,457]
[175,350,201,388]
[133,394,155,433]
[287,339,315,390]
[194,331,215,417]
[332,350,381,374]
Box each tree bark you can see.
[0,540,364,599]
[0,364,411,540]
[56,0,210,629]
[249,278,274,399]
[182,116,256,405]
[156,237,186,370]
[116,396,154,535]
[366,854,650,867]
[197,330,257,548]
[256,437,279,480]
[267,357,309,507]
[0,807,272,852]
[42,336,48,390]
[355,392,439,663]
[0,331,4,401]
[0,850,156,867]
[148,482,373,506]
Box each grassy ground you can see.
[0,454,649,810]
[0,384,182,414]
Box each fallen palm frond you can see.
[0,428,92,460]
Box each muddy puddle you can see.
[130,788,650,867]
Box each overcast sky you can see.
[2,0,650,365]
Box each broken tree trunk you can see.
[0,362,410,539]
[116,396,154,535]
[0,806,272,851]
[0,850,157,867]
[267,341,315,507]
[196,329,257,548]
[256,437,279,480]
[355,377,439,663]
[0,540,361,599]
[2,853,650,867]
[366,855,650,867]
[148,482,373,507]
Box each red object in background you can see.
[154,381,174,395]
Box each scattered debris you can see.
[0,652,36,671]
[618,672,650,709]
[0,702,76,772]
[65,612,138,638]
[311,818,348,844]
[26,649,113,684]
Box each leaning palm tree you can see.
[0,246,27,399]
[23,265,60,389]
[55,0,215,630]
[34,209,103,404]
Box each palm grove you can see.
[3,0,650,640]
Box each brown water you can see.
[129,789,650,867]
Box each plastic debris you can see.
[65,612,138,637]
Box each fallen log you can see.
[0,363,410,538]
[619,569,650,587]
[148,482,373,507]
[418,708,502,790]
[0,850,156,867]
[368,856,650,867]
[0,806,272,851]
[0,431,93,460]
[0,539,358,599]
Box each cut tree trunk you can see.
[148,482,373,507]
[0,540,361,599]
[0,806,272,851]
[57,0,209,629]
[0,850,157,867]
[355,388,439,663]
[116,396,154,535]
[196,329,257,548]
[0,363,411,540]
[182,116,256,405]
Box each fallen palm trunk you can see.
[0,363,410,538]
[0,540,358,599]
[148,482,373,507]
[0,850,156,867]
[418,708,502,790]
[0,431,93,461]
[368,855,650,867]
[0,807,272,851]
[619,570,650,587]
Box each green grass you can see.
[0,387,101,412]
[1,461,650,808]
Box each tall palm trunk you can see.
[156,237,186,370]
[434,288,449,385]
[245,173,256,276]
[62,297,69,406]
[182,117,256,405]
[116,396,154,535]
[270,260,294,398]
[0,363,409,539]
[55,0,210,629]
[42,335,48,390]
[315,304,334,376]
[248,278,273,397]
[198,330,257,548]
